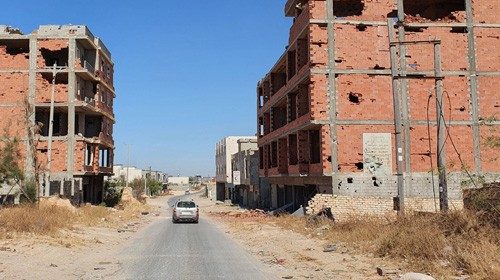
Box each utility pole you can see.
[125,144,131,188]
[45,62,59,197]
[434,42,449,211]
[143,166,151,196]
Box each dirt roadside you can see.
[192,194,402,280]
[1,192,402,280]
[0,192,180,280]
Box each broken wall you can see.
[35,73,68,103]
[0,42,29,69]
[37,39,69,68]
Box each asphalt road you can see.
[113,194,275,280]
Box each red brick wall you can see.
[309,24,328,67]
[475,28,500,72]
[0,107,25,137]
[337,75,393,121]
[36,140,68,173]
[472,0,500,23]
[335,25,391,70]
[309,0,326,20]
[0,73,28,136]
[35,73,68,103]
[477,77,500,119]
[405,29,469,71]
[309,74,328,120]
[0,45,29,69]
[480,126,500,172]
[0,73,28,102]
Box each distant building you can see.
[231,138,260,208]
[112,165,143,183]
[143,170,168,185]
[215,136,257,201]
[168,176,189,185]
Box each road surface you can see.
[113,194,275,280]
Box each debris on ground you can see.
[323,244,336,253]
[399,272,436,280]
[376,266,400,276]
[209,209,269,219]
[40,196,76,213]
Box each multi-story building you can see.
[215,136,257,201]
[231,138,259,208]
[257,1,499,218]
[0,25,115,204]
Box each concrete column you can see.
[59,180,64,196]
[67,38,76,180]
[271,184,278,209]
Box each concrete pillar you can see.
[271,184,278,209]
[67,38,76,184]
[59,180,64,196]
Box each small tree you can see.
[0,134,27,204]
[147,178,163,196]
[130,178,145,198]
[103,180,122,207]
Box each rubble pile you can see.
[39,196,77,213]
[210,209,269,219]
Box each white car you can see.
[172,200,199,223]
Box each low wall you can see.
[306,194,464,220]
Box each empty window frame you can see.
[309,130,321,164]
[85,144,93,166]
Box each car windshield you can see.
[177,201,196,208]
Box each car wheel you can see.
[172,218,177,223]
[194,219,199,224]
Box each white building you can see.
[168,176,189,185]
[111,165,144,183]
[215,136,257,201]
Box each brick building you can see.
[0,25,115,204]
[257,0,499,218]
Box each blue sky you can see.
[1,1,291,176]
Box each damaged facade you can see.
[0,25,115,204]
[231,138,260,208]
[215,136,258,202]
[257,0,499,218]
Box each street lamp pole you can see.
[126,144,131,188]
[45,62,59,197]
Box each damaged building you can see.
[0,25,115,204]
[257,0,499,218]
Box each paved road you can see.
[113,195,275,280]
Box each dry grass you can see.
[273,211,500,279]
[0,201,151,239]
[0,204,75,236]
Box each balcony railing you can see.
[83,96,95,106]
[83,60,95,74]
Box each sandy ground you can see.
[0,192,183,280]
[0,190,400,280]
[194,194,400,280]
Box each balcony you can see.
[75,60,97,80]
[289,3,310,43]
